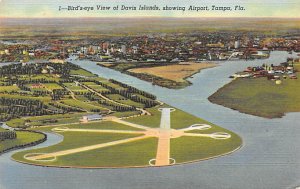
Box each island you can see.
[99,62,217,89]
[0,61,241,168]
[209,58,300,118]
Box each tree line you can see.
[0,97,49,121]
[0,131,17,140]
[0,130,47,155]
[109,79,157,100]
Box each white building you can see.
[234,40,240,49]
[81,114,102,123]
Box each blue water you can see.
[0,51,299,189]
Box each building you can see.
[81,114,102,123]
[31,83,45,89]
[234,40,240,49]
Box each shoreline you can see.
[208,64,300,119]
[0,130,47,156]
[12,139,242,169]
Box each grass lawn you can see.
[70,69,95,77]
[12,131,147,166]
[10,105,242,168]
[63,82,87,92]
[55,137,157,167]
[0,93,52,103]
[82,82,97,85]
[105,82,126,90]
[208,72,300,118]
[127,105,213,129]
[61,99,106,112]
[0,85,19,92]
[6,118,26,128]
[110,111,141,118]
[6,113,87,128]
[43,83,64,91]
[171,134,241,163]
[106,94,145,108]
[32,121,144,132]
[0,131,45,152]
[84,83,110,93]
[19,74,59,82]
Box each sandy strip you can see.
[52,127,146,134]
[155,132,171,166]
[154,108,173,166]
[25,135,150,161]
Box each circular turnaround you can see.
[169,158,176,165]
[210,132,231,139]
[24,153,57,162]
[149,159,156,166]
[188,124,212,130]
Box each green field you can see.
[0,131,45,152]
[83,82,110,93]
[110,111,142,118]
[18,74,59,82]
[6,113,88,128]
[0,85,19,92]
[126,105,212,129]
[30,121,144,132]
[70,69,95,77]
[60,99,106,112]
[0,93,52,102]
[12,104,242,168]
[106,94,145,108]
[209,69,300,118]
[171,135,241,163]
[63,82,87,92]
[43,83,64,91]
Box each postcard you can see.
[0,0,299,189]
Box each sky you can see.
[0,0,299,18]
